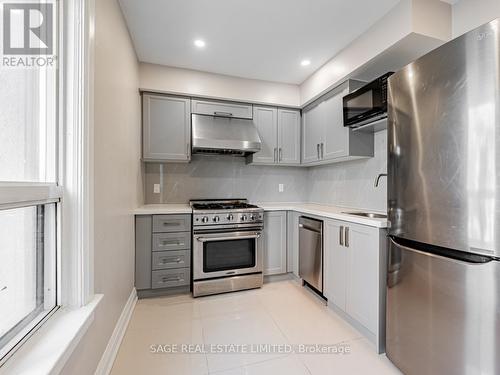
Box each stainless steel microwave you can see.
[343,72,393,128]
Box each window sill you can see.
[0,294,103,375]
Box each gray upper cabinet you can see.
[263,211,287,275]
[251,106,278,164]
[191,99,253,119]
[302,101,324,164]
[142,94,191,162]
[301,80,374,166]
[322,87,349,160]
[278,109,301,165]
[248,107,301,166]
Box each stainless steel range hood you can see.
[191,114,262,156]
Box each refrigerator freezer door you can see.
[386,238,500,375]
[388,18,500,257]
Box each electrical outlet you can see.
[153,184,161,194]
[279,184,284,193]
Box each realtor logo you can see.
[3,2,53,55]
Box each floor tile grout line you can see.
[256,281,313,375]
[198,302,212,374]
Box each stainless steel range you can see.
[190,199,264,297]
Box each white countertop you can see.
[134,204,192,215]
[134,202,388,228]
[257,202,388,228]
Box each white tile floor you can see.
[111,279,402,375]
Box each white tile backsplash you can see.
[306,130,388,211]
[144,130,387,211]
[144,155,308,204]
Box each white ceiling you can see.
[118,0,401,84]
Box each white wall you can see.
[140,63,301,107]
[299,0,451,105]
[60,0,142,373]
[452,0,500,37]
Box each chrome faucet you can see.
[374,173,387,187]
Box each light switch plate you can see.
[279,184,284,193]
[153,184,161,194]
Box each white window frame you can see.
[59,0,95,309]
[0,0,98,370]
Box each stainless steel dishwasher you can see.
[298,216,323,294]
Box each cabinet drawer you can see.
[153,214,191,233]
[152,268,190,289]
[152,250,190,270]
[153,232,191,252]
[191,99,252,119]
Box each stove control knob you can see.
[250,214,255,221]
[213,216,220,223]
[226,214,234,221]
[201,216,209,223]
[241,215,247,221]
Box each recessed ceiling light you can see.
[300,59,311,67]
[194,39,206,48]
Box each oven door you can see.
[193,229,263,280]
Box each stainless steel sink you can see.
[342,212,387,219]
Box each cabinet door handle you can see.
[345,227,349,248]
[339,226,344,246]
[317,144,320,159]
[279,148,283,161]
[321,143,324,159]
[213,111,233,117]
[161,276,182,283]
[161,257,182,264]
[274,148,277,162]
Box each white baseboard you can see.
[94,288,137,375]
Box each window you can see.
[0,1,60,362]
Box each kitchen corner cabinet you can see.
[302,80,374,166]
[142,94,191,162]
[324,219,387,353]
[248,107,301,166]
[263,211,287,275]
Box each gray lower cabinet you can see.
[286,211,300,276]
[152,250,190,270]
[152,268,190,289]
[323,218,387,353]
[135,214,191,296]
[153,232,191,251]
[142,94,191,162]
[263,211,287,275]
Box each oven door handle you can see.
[196,233,261,242]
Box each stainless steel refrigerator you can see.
[386,18,500,375]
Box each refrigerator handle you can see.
[389,237,493,264]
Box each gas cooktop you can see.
[190,199,263,226]
[191,202,259,210]
[190,199,260,211]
